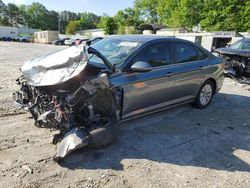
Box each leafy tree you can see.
[0,0,8,25]
[79,12,99,30]
[65,20,81,34]
[98,15,117,35]
[240,0,250,31]
[166,0,203,30]
[46,10,59,31]
[0,3,24,26]
[1,0,249,33]
[58,11,80,33]
[157,0,178,24]
[26,2,48,30]
[115,8,142,34]
[18,5,29,27]
[200,0,249,32]
[134,0,159,23]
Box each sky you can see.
[2,0,135,16]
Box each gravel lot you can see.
[0,42,250,188]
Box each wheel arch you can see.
[203,78,217,95]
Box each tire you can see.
[88,118,119,148]
[194,80,215,109]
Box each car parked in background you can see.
[214,38,250,77]
[52,38,70,45]
[14,36,22,42]
[75,38,89,45]
[19,36,32,43]
[64,38,79,46]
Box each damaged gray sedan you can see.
[13,35,224,161]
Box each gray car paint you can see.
[107,36,224,120]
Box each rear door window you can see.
[242,41,250,49]
[174,42,199,63]
[134,42,171,67]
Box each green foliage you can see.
[65,20,81,34]
[200,0,249,32]
[98,15,117,35]
[114,8,142,34]
[135,0,250,32]
[169,0,202,29]
[134,0,159,23]
[242,1,250,31]
[79,12,100,30]
[0,1,100,34]
[58,11,80,33]
[0,2,24,26]
[25,3,48,30]
[0,0,249,33]
[0,0,8,25]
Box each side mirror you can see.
[131,61,152,72]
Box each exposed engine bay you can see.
[220,54,250,78]
[213,46,250,82]
[13,43,120,161]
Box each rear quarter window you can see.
[195,46,209,60]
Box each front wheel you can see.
[194,80,214,109]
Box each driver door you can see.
[116,41,177,119]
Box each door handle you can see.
[197,66,204,70]
[165,72,174,77]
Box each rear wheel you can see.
[194,80,214,109]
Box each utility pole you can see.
[58,12,60,34]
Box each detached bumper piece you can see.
[54,118,118,162]
[54,128,89,161]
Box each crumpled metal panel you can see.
[54,127,89,161]
[21,45,88,86]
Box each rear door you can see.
[168,42,209,99]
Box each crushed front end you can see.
[13,45,119,161]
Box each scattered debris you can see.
[22,165,33,174]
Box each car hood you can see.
[21,45,88,86]
[214,47,250,57]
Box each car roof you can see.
[242,38,250,42]
[107,34,188,44]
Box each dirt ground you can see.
[0,42,250,188]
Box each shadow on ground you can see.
[58,93,250,172]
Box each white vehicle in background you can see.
[64,38,79,46]
[0,26,18,40]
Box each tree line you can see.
[0,0,249,35]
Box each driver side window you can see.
[134,42,171,67]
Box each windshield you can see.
[89,38,141,66]
[229,41,242,49]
